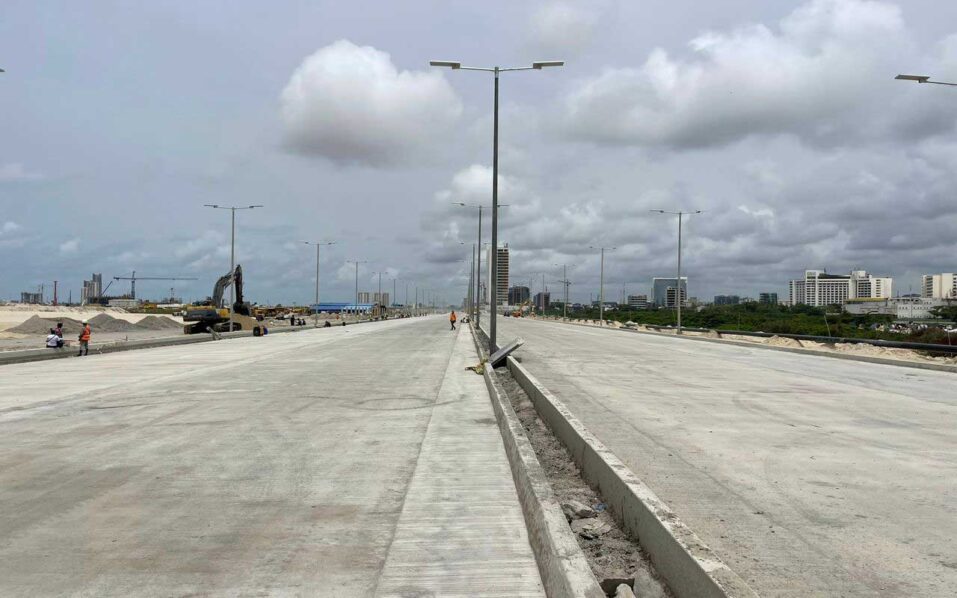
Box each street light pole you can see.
[204,204,262,332]
[347,260,367,318]
[651,209,702,334]
[554,263,569,321]
[433,59,563,352]
[304,241,335,327]
[590,246,615,326]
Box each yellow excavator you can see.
[183,265,263,334]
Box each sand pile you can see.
[89,313,139,332]
[765,335,803,348]
[8,316,84,334]
[135,315,182,330]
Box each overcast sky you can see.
[3,0,957,305]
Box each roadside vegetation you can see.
[543,302,957,345]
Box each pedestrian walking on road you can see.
[77,320,91,356]
[449,310,457,331]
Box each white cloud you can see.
[280,40,463,166]
[59,238,79,254]
[530,2,602,57]
[1,221,21,235]
[0,162,44,182]
[560,0,933,149]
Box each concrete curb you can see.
[534,318,957,374]
[469,325,604,598]
[0,317,387,367]
[507,355,759,598]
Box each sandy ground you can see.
[0,329,186,352]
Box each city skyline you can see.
[3,1,957,305]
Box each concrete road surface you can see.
[494,317,957,597]
[0,317,543,597]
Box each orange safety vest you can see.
[80,325,91,341]
[450,312,457,322]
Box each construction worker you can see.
[449,310,457,331]
[77,320,91,356]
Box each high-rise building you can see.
[81,273,102,305]
[508,286,530,305]
[627,294,648,309]
[486,243,509,306]
[759,292,778,305]
[373,292,390,306]
[714,295,740,305]
[652,277,687,307]
[921,273,957,299]
[20,291,43,304]
[788,270,892,307]
[357,291,371,304]
[533,291,550,310]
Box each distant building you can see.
[627,294,649,309]
[20,291,42,304]
[789,270,892,307]
[759,292,778,305]
[714,295,740,305]
[108,298,141,308]
[843,298,897,316]
[486,244,509,306]
[922,273,957,299]
[373,292,390,306]
[652,277,687,308]
[358,291,371,304]
[897,297,950,320]
[81,273,103,305]
[533,291,550,310]
[508,286,530,305]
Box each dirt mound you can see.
[135,315,182,330]
[766,335,803,348]
[7,315,84,335]
[89,313,138,332]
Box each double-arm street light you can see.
[895,74,957,87]
[304,241,335,326]
[650,209,701,335]
[433,59,563,351]
[204,204,263,332]
[589,246,616,326]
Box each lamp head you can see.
[895,74,930,83]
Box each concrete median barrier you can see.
[506,355,759,598]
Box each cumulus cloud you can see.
[0,162,44,182]
[560,0,951,149]
[1,221,21,235]
[280,40,463,166]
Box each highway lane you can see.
[495,316,957,597]
[0,317,543,597]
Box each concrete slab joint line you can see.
[468,323,605,598]
[504,354,759,598]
